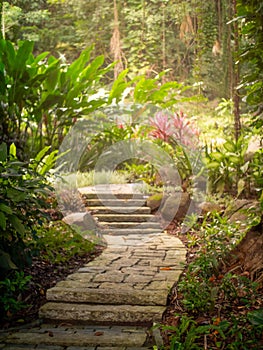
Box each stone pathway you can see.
[0,186,186,349]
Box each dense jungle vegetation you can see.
[0,0,262,348]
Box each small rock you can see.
[63,212,97,231]
[198,202,222,214]
[224,199,261,229]
[224,199,259,219]
[161,192,190,222]
[146,193,164,211]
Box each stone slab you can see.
[100,222,161,229]
[47,287,167,306]
[39,303,165,325]
[101,229,161,235]
[95,214,155,223]
[3,328,148,347]
[83,199,147,208]
[89,207,151,214]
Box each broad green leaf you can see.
[34,146,51,163]
[14,41,34,77]
[0,67,5,95]
[33,51,50,66]
[9,215,25,235]
[223,140,236,152]
[4,40,16,74]
[0,212,7,230]
[248,309,263,326]
[0,143,7,162]
[215,179,225,195]
[240,161,250,174]
[38,150,58,175]
[108,69,129,103]
[210,151,225,162]
[0,203,13,214]
[229,155,241,164]
[205,161,220,169]
[81,55,104,82]
[0,249,17,270]
[6,188,27,202]
[65,83,84,104]
[67,46,93,83]
[237,179,245,197]
[38,93,64,110]
[9,143,17,158]
[45,68,60,92]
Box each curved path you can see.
[0,186,186,349]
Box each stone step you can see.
[1,324,152,348]
[39,303,165,325]
[83,198,147,207]
[95,214,156,223]
[81,192,146,200]
[89,206,151,214]
[102,228,162,235]
[46,287,167,306]
[100,221,162,229]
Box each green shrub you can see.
[0,142,51,276]
[0,271,32,319]
[163,214,263,349]
[30,221,95,264]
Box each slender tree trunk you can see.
[0,0,4,39]
[232,0,241,141]
[110,0,124,79]
[162,2,166,83]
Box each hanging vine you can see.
[110,0,124,79]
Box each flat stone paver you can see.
[1,325,152,348]
[0,186,186,349]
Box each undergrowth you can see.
[157,213,263,349]
[0,221,95,321]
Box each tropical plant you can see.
[0,271,32,319]
[29,221,95,264]
[160,213,263,349]
[148,110,201,185]
[236,0,263,130]
[0,39,112,159]
[0,143,52,276]
[204,135,251,196]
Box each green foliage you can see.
[59,171,129,189]
[250,148,263,199]
[0,143,51,275]
[29,221,95,264]
[237,0,263,129]
[204,133,263,199]
[0,39,111,158]
[204,135,251,196]
[160,213,262,349]
[0,271,31,319]
[159,315,211,350]
[178,214,244,314]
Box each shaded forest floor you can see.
[163,219,263,348]
[0,245,104,330]
[1,214,262,349]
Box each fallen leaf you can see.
[94,331,104,336]
[160,267,172,271]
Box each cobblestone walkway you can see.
[0,186,186,349]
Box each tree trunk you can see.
[0,0,3,39]
[110,0,124,80]
[232,0,241,141]
[162,2,166,83]
[225,223,263,288]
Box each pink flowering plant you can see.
[149,111,201,182]
[149,111,200,148]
